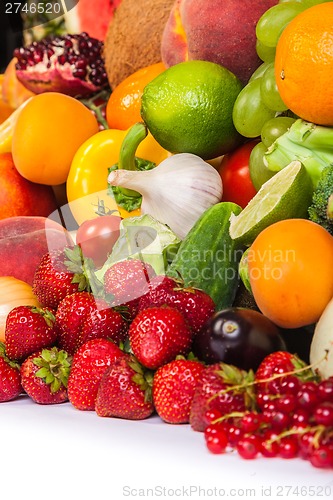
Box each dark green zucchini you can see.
[167,202,244,311]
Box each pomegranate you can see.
[14,33,109,98]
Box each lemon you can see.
[229,161,313,246]
[140,60,243,160]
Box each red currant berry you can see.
[279,436,299,459]
[240,412,262,433]
[267,378,282,395]
[204,409,222,425]
[299,431,317,459]
[310,445,333,469]
[314,402,333,426]
[206,431,228,454]
[276,394,297,414]
[318,379,333,403]
[279,375,301,395]
[291,408,311,428]
[270,411,291,430]
[236,435,261,460]
[256,392,272,410]
[260,430,280,458]
[296,382,319,410]
[204,422,228,441]
[227,424,244,447]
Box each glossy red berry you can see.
[236,435,261,459]
[260,430,280,458]
[206,428,228,454]
[276,394,297,414]
[296,382,319,410]
[318,378,333,403]
[240,412,262,433]
[279,436,299,459]
[310,445,333,469]
[314,402,333,426]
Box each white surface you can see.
[1,395,332,500]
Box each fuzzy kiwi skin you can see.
[103,0,174,90]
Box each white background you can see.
[1,395,333,500]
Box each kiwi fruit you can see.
[103,0,174,89]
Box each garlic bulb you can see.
[108,153,223,239]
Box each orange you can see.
[0,75,14,124]
[248,219,333,328]
[106,62,166,130]
[275,3,333,125]
[11,92,99,186]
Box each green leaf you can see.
[51,378,61,394]
[35,367,49,379]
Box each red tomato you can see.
[76,215,122,268]
[218,140,258,208]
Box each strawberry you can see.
[67,338,126,411]
[95,354,154,420]
[32,246,90,309]
[189,362,256,432]
[255,351,318,396]
[0,342,21,402]
[138,275,216,334]
[56,291,127,355]
[5,306,57,361]
[20,347,72,404]
[129,306,193,370]
[103,259,156,316]
[153,358,205,424]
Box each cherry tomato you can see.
[76,215,122,268]
[218,140,258,208]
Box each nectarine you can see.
[0,216,73,285]
[161,0,278,84]
[0,153,57,219]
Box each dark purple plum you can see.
[193,307,287,371]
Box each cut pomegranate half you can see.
[14,32,109,97]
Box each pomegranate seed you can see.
[73,68,87,79]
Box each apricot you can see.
[161,0,278,84]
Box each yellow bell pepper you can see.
[66,126,170,225]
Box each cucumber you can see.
[167,202,244,311]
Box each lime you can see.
[229,161,313,246]
[140,60,243,160]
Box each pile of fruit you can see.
[1,0,333,471]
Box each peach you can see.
[161,0,278,84]
[0,153,58,220]
[0,216,74,285]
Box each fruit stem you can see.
[209,351,328,402]
[117,122,149,198]
[80,89,110,130]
